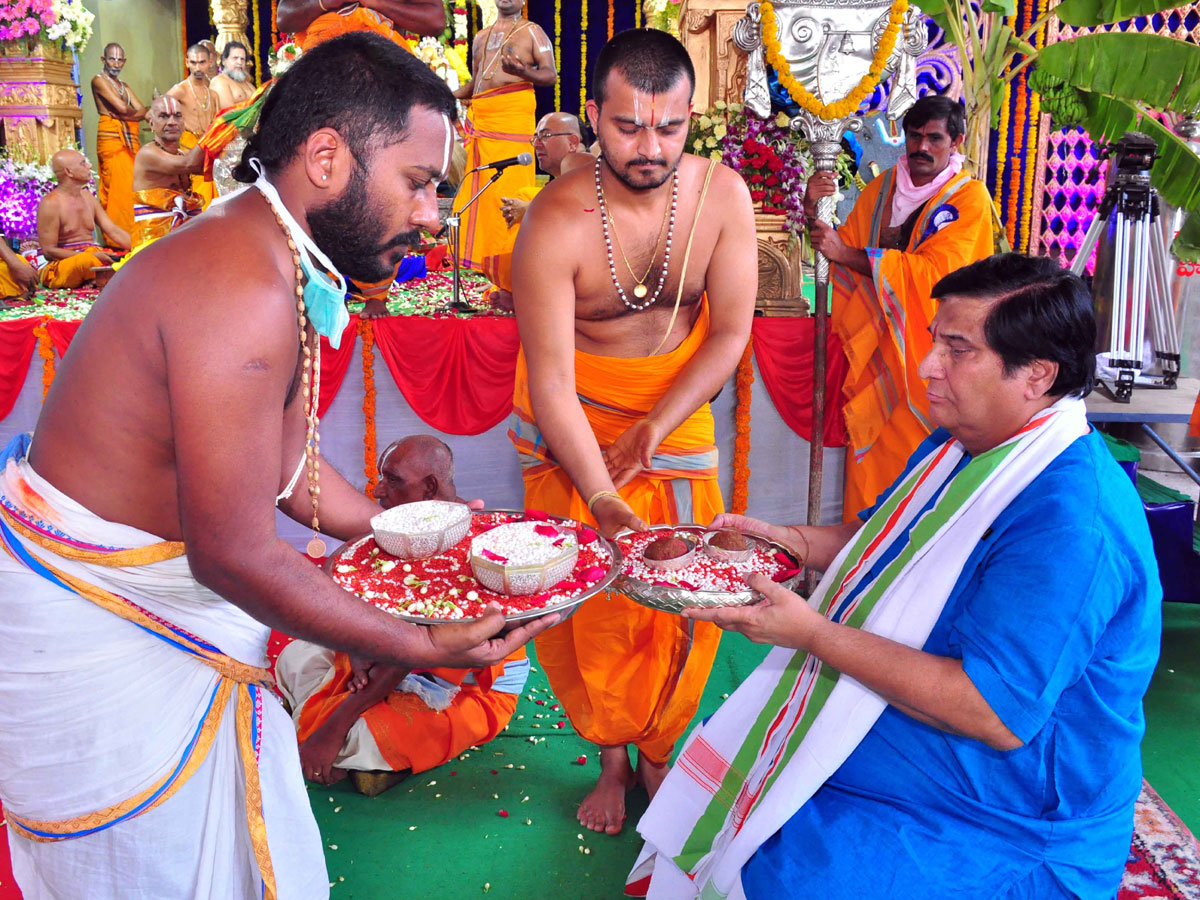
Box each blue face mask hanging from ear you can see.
[250,159,351,348]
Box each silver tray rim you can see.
[327,508,623,625]
[612,523,804,612]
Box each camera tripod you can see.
[1072,133,1180,402]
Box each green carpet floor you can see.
[310,604,1200,899]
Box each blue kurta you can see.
[742,428,1161,900]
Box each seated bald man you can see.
[37,149,130,288]
[275,435,529,796]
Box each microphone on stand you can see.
[468,152,533,174]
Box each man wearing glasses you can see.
[484,112,587,309]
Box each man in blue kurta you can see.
[627,253,1161,900]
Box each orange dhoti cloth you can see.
[453,83,537,273]
[832,168,994,519]
[179,131,215,209]
[131,186,204,250]
[510,301,724,765]
[39,244,106,289]
[481,184,542,292]
[96,114,139,237]
[294,7,415,52]
[279,642,528,774]
[0,259,29,298]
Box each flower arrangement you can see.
[0,154,56,241]
[269,39,301,76]
[415,36,468,91]
[689,102,813,237]
[0,0,93,52]
[643,0,681,34]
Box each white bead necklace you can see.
[595,159,678,311]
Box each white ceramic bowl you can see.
[370,500,472,559]
[469,522,580,596]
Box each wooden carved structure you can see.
[680,0,809,314]
[0,41,82,163]
[211,0,252,55]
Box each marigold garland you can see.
[732,336,753,516]
[359,319,378,497]
[1006,79,1028,249]
[34,318,53,399]
[553,0,562,110]
[606,0,614,40]
[579,0,588,112]
[252,0,263,87]
[761,0,906,121]
[994,75,1012,226]
[270,0,277,45]
[634,0,641,28]
[1019,1,1046,253]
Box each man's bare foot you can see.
[347,654,373,692]
[488,288,514,312]
[298,721,349,785]
[636,753,670,801]
[360,297,391,319]
[578,745,634,835]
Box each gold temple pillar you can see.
[0,41,82,164]
[678,0,808,314]
[211,0,251,55]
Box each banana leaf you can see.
[1172,210,1200,263]
[1079,91,1200,211]
[1054,0,1184,27]
[1036,34,1200,115]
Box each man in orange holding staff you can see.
[451,0,555,273]
[90,43,147,237]
[806,95,994,519]
[510,29,756,835]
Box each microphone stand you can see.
[445,167,504,314]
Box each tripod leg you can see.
[1071,216,1105,276]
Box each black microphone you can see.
[469,152,533,174]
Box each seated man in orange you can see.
[276,0,445,52]
[128,96,206,254]
[276,434,529,795]
[36,149,130,289]
[0,239,37,303]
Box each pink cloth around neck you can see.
[890,152,964,230]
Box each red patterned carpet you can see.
[1121,782,1200,899]
[1,779,1197,897]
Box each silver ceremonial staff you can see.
[735,0,925,577]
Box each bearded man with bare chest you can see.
[0,34,552,898]
[510,28,757,836]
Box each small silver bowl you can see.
[641,536,697,572]
[701,530,755,564]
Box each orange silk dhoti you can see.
[96,114,139,237]
[179,131,215,209]
[510,302,724,765]
[0,259,28,298]
[39,244,106,289]
[286,646,526,775]
[481,184,541,291]
[833,169,994,518]
[131,187,204,250]
[452,83,536,273]
[294,7,415,52]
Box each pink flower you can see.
[533,524,559,538]
[481,548,508,563]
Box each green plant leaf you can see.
[1054,0,1184,27]
[1036,34,1200,114]
[919,0,946,13]
[981,0,1015,15]
[1078,91,1200,211]
[1172,210,1200,263]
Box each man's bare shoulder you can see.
[166,81,187,100]
[520,168,595,240]
[121,194,297,346]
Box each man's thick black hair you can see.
[931,253,1096,398]
[592,28,695,107]
[234,32,456,182]
[902,95,966,141]
[222,40,248,61]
